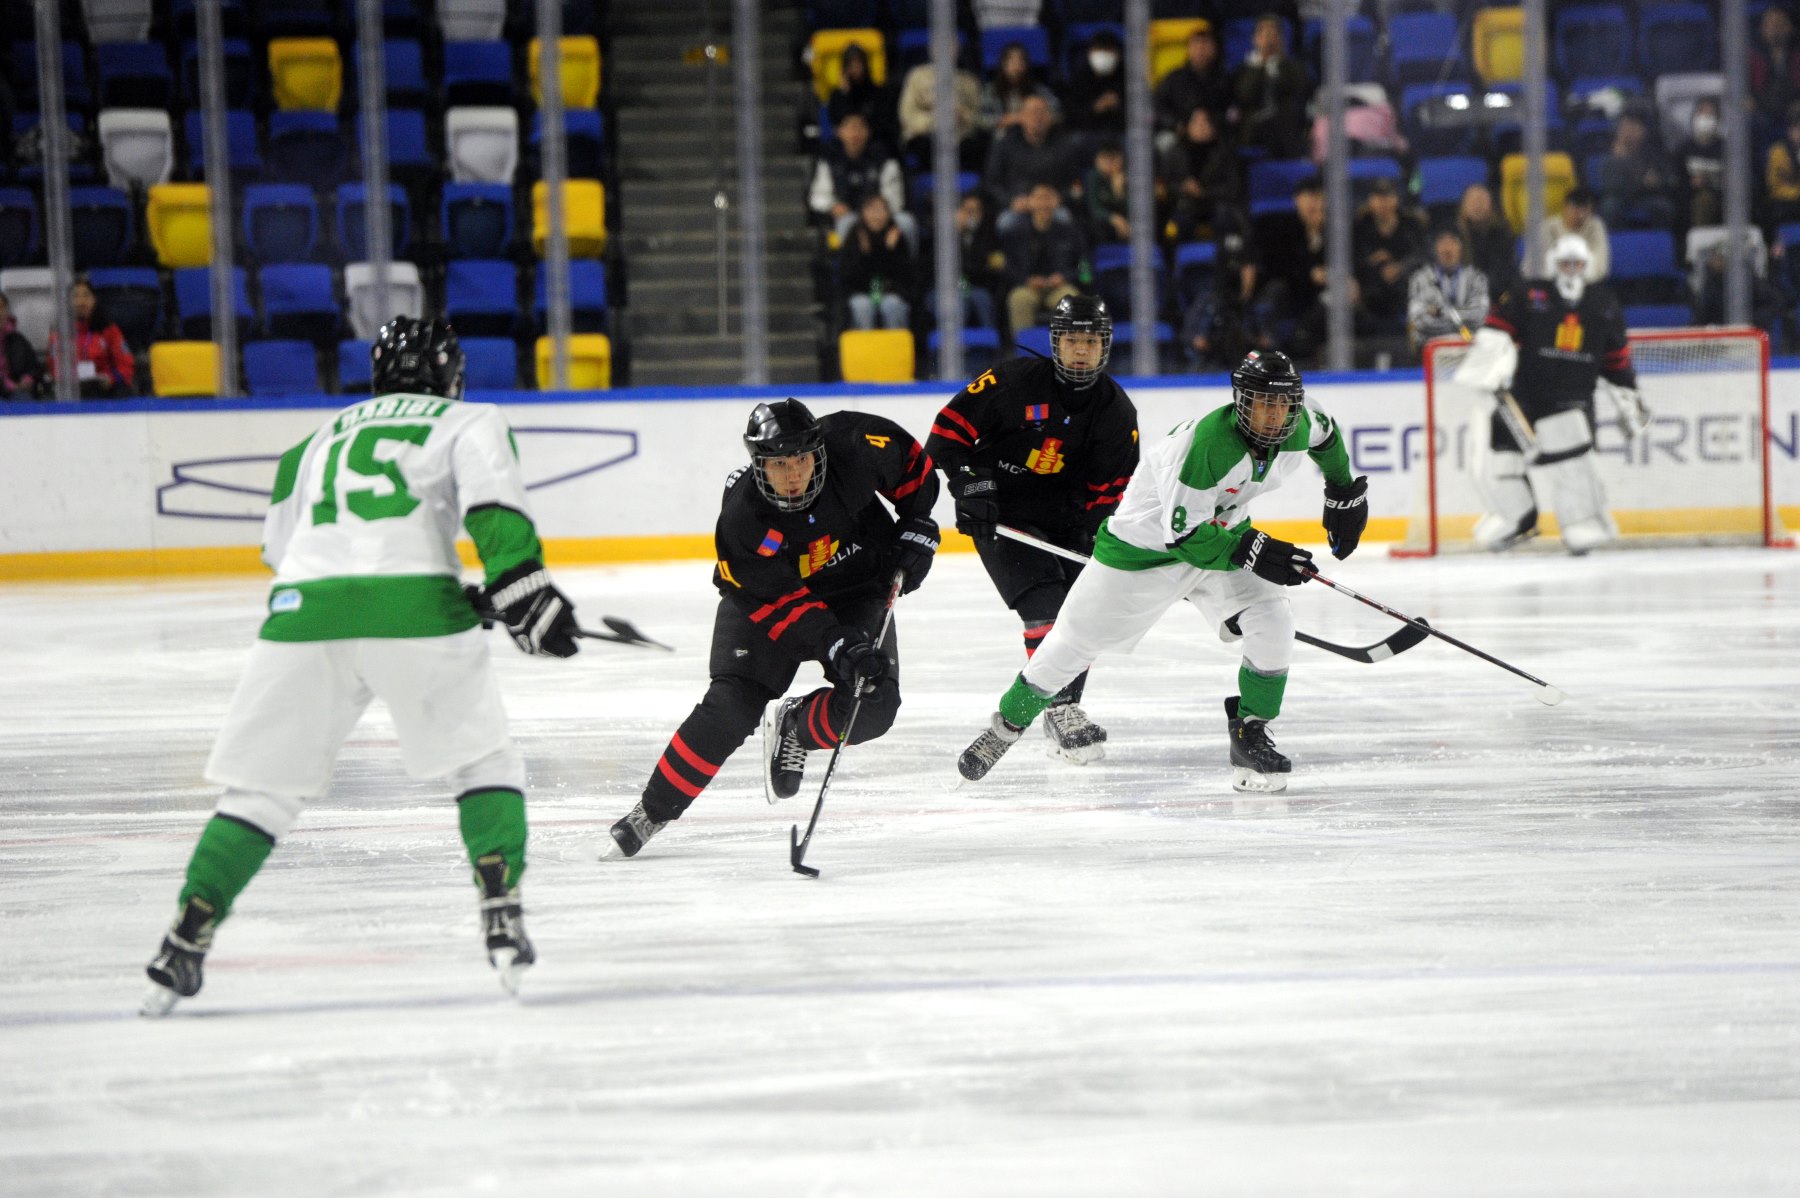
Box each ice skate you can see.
[1472,508,1538,552]
[760,696,809,804]
[141,896,217,1017]
[602,799,667,859]
[1042,701,1107,765]
[474,854,534,996]
[958,712,1023,781]
[1225,696,1290,793]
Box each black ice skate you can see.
[141,896,217,1017]
[761,696,809,804]
[603,799,667,859]
[474,854,534,995]
[1226,696,1291,793]
[1043,701,1107,765]
[958,712,1024,781]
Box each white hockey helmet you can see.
[1546,234,1591,304]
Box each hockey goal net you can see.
[1395,326,1793,556]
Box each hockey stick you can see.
[994,524,1428,665]
[465,587,674,651]
[790,570,906,879]
[1299,565,1566,705]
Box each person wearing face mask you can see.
[1674,98,1724,231]
[1064,29,1126,147]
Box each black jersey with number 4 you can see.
[712,410,938,659]
[925,356,1139,536]
[1483,277,1638,412]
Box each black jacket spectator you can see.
[1159,107,1242,243]
[2,293,42,399]
[826,44,898,152]
[1232,18,1311,158]
[1595,112,1676,230]
[1154,27,1232,135]
[983,95,1075,217]
[1063,31,1126,137]
[1353,182,1426,329]
[1672,99,1724,231]
[1456,183,1520,294]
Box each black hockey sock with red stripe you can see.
[1022,620,1055,657]
[793,686,843,752]
[642,684,765,821]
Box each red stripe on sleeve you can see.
[940,406,980,439]
[929,423,971,446]
[767,600,829,640]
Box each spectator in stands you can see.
[943,190,1003,331]
[1765,102,1800,227]
[1595,111,1676,231]
[898,60,986,172]
[984,94,1074,233]
[827,44,898,154]
[1083,142,1131,245]
[1232,15,1311,159]
[1407,227,1489,352]
[1249,177,1334,363]
[1538,187,1610,280]
[1352,177,1425,339]
[1750,6,1800,132]
[1154,26,1232,149]
[1063,29,1126,145]
[1693,235,1785,337]
[1456,183,1519,293]
[979,42,1062,140]
[1160,105,1242,245]
[809,112,916,247]
[46,276,134,399]
[1,291,43,400]
[1179,243,1257,371]
[1673,98,1724,232]
[999,183,1084,339]
[840,194,916,333]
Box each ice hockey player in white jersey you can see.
[142,318,579,1016]
[956,350,1368,793]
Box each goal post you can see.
[1395,326,1794,556]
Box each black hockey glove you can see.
[825,628,891,689]
[484,562,580,657]
[890,516,940,595]
[949,466,1000,544]
[1230,529,1314,586]
[1321,475,1369,560]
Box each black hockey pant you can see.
[640,594,901,822]
[973,519,1091,704]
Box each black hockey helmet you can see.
[744,398,827,511]
[1049,294,1112,387]
[1231,349,1305,450]
[371,317,465,400]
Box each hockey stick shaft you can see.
[994,524,1425,665]
[790,570,906,877]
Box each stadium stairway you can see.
[613,0,820,384]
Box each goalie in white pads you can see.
[956,350,1368,794]
[1451,234,1650,554]
[142,318,578,1016]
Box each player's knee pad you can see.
[1232,599,1295,673]
[845,677,901,743]
[214,787,303,840]
[448,744,526,796]
[1473,449,1536,550]
[1533,452,1615,552]
[1533,407,1593,459]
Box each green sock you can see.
[1238,663,1289,723]
[998,672,1060,730]
[459,788,527,889]
[177,815,275,921]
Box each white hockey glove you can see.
[1451,326,1518,392]
[1603,381,1652,439]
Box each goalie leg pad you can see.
[1472,449,1537,551]
[1531,409,1617,552]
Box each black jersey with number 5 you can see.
[712,410,938,659]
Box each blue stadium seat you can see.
[180,39,255,109]
[1173,240,1218,309]
[184,110,262,181]
[353,40,429,110]
[11,42,91,113]
[338,338,373,392]
[534,259,608,332]
[267,112,351,184]
[242,184,320,263]
[1092,243,1166,321]
[95,42,175,111]
[1347,157,1405,205]
[1638,3,1716,75]
[1302,15,1377,84]
[1112,320,1177,371]
[1568,75,1643,108]
[462,337,520,389]
[0,188,42,268]
[894,27,968,73]
[68,187,135,268]
[1416,155,1489,217]
[1247,158,1318,217]
[1015,325,1053,355]
[980,26,1052,72]
[355,109,433,184]
[1621,303,1692,329]
[172,265,252,339]
[444,259,520,336]
[1553,5,1633,81]
[1387,13,1464,86]
[243,340,323,396]
[1608,229,1685,304]
[259,0,341,38]
[336,184,410,260]
[258,263,340,342]
[532,110,605,180]
[930,326,1002,375]
[85,267,164,351]
[908,170,983,213]
[442,182,516,258]
[444,41,515,107]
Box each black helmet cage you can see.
[1049,296,1113,387]
[1231,350,1305,450]
[744,399,828,511]
[371,317,465,400]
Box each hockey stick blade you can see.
[599,616,675,651]
[1293,620,1430,663]
[789,825,820,878]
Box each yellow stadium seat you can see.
[530,36,602,109]
[536,334,612,390]
[808,28,886,103]
[1472,7,1525,84]
[530,179,606,257]
[1500,151,1576,234]
[839,329,915,383]
[1150,18,1212,87]
[146,183,213,268]
[268,37,343,111]
[150,341,221,397]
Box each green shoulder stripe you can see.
[268,434,315,506]
[464,503,543,584]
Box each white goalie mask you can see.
[1546,234,1591,304]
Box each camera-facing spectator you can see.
[1673,98,1724,231]
[1456,183,1519,294]
[1154,26,1232,146]
[1750,7,1800,130]
[1595,111,1676,230]
[809,112,916,247]
[1249,177,1337,363]
[1538,187,1610,280]
[937,190,1003,332]
[47,275,134,399]
[826,43,898,153]
[1407,227,1490,351]
[1352,177,1425,337]
[1063,29,1126,142]
[1160,105,1241,244]
[1083,142,1131,245]
[1,290,43,400]
[984,93,1075,232]
[840,194,916,332]
[1232,16,1310,158]
[979,42,1062,139]
[1000,182,1084,338]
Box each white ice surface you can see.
[2,548,1798,1196]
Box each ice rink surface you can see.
[2,547,1797,1196]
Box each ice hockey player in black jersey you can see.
[1451,234,1651,554]
[604,399,941,858]
[925,294,1139,764]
